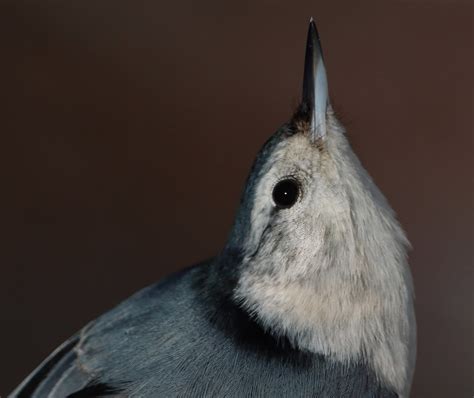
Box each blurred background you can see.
[0,0,472,396]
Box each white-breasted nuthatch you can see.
[11,19,416,398]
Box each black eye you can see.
[272,178,300,209]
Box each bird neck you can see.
[230,167,415,397]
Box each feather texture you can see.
[11,263,398,397]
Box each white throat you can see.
[233,122,416,397]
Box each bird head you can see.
[224,19,416,397]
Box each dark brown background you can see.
[0,0,472,396]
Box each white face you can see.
[227,116,414,396]
[235,124,354,283]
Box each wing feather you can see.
[10,335,93,398]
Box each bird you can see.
[10,19,416,398]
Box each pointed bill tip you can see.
[307,18,322,56]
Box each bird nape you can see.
[11,19,415,398]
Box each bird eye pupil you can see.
[272,179,300,209]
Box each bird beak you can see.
[302,18,329,142]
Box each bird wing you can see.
[8,328,122,398]
[9,268,196,398]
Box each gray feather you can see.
[11,263,398,397]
